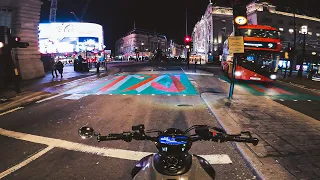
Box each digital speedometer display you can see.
[159,135,188,145]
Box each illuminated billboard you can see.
[38,22,104,54]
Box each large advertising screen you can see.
[39,23,104,54]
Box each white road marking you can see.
[218,78,227,83]
[0,107,24,116]
[167,94,171,96]
[109,94,113,95]
[191,81,198,87]
[0,128,232,165]
[137,94,141,96]
[184,72,214,76]
[279,99,284,101]
[63,94,89,100]
[152,94,155,96]
[180,67,186,74]
[183,94,186,96]
[293,100,298,102]
[123,94,127,95]
[36,94,64,103]
[0,146,54,179]
[199,154,232,164]
[308,100,312,102]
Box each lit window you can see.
[308,32,312,35]
[316,33,320,36]
[289,29,294,33]
[279,28,284,31]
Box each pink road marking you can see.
[248,84,265,93]
[151,75,185,93]
[99,76,126,92]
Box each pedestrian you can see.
[96,60,100,74]
[50,58,58,78]
[56,60,64,78]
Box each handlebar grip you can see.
[223,135,259,146]
[97,136,121,142]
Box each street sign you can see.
[228,36,244,54]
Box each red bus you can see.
[221,25,281,82]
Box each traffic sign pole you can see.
[228,0,247,99]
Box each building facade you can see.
[0,0,44,81]
[169,41,185,58]
[246,2,320,68]
[192,3,234,62]
[115,29,169,60]
[192,1,320,68]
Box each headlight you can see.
[270,74,277,79]
[235,71,242,76]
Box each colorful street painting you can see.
[63,74,198,95]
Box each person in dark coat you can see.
[56,60,64,78]
[50,58,58,78]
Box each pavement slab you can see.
[202,93,320,180]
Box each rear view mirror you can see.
[78,126,95,139]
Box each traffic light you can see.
[287,43,292,52]
[184,36,192,49]
[10,36,29,48]
[184,36,191,43]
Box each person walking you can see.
[56,60,64,78]
[50,58,58,78]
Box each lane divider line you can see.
[0,146,54,179]
[35,94,64,104]
[0,128,232,165]
[0,107,24,116]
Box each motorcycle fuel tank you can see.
[133,154,215,180]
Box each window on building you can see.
[279,28,284,31]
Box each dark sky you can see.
[40,0,320,51]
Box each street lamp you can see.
[298,25,307,77]
[311,52,316,71]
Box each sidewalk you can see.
[201,93,320,180]
[0,65,120,112]
[1,66,95,99]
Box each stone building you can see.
[0,0,44,82]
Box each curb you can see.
[200,93,296,180]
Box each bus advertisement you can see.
[222,25,281,82]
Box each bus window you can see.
[240,29,279,39]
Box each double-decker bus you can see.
[222,25,281,82]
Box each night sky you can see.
[40,0,320,51]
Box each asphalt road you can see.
[0,63,257,180]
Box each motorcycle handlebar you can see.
[220,135,259,146]
[96,128,259,146]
